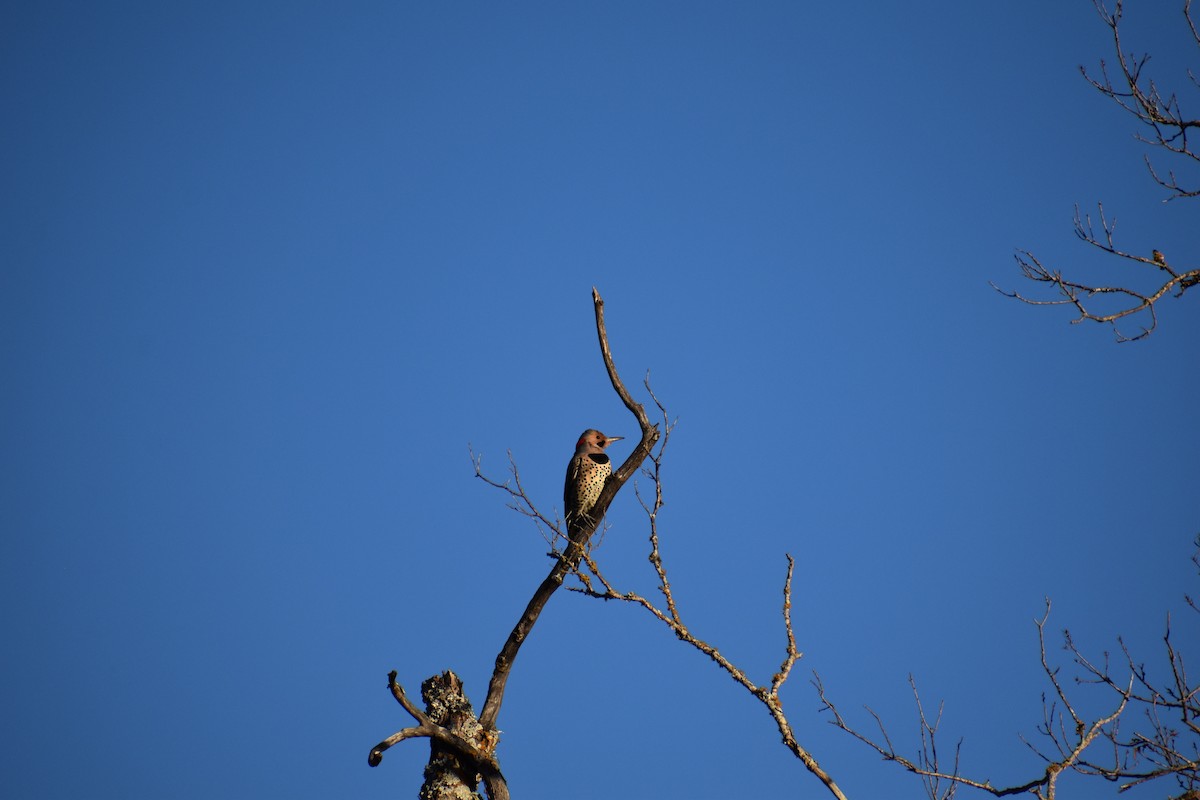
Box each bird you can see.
[1152,249,1167,265]
[564,429,624,531]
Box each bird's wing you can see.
[564,457,580,513]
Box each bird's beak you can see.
[605,436,625,445]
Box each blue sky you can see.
[2,2,1197,798]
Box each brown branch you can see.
[371,288,658,799]
[770,555,802,699]
[470,447,565,550]
[564,390,847,799]
[476,287,659,732]
[996,206,1199,342]
[1002,3,1199,341]
[817,674,1054,799]
[368,673,444,765]
[632,376,680,625]
[816,602,1136,800]
[574,551,846,799]
[1067,608,1200,793]
[1081,0,1200,198]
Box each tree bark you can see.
[419,672,485,800]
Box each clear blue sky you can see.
[2,2,1197,798]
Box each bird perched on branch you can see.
[564,429,623,531]
[1152,249,1167,266]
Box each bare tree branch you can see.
[370,288,658,799]
[470,447,564,550]
[1081,0,1200,199]
[476,288,659,733]
[998,2,1199,341]
[993,205,1199,341]
[558,391,849,800]
[816,602,1137,800]
[817,549,1200,800]
[1064,548,1200,797]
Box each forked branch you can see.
[1081,0,1200,200]
[814,600,1195,800]
[370,288,659,800]
[995,204,1200,341]
[476,287,659,732]
[566,394,848,800]
[369,671,508,800]
[998,2,1199,341]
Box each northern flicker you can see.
[564,429,623,530]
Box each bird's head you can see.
[575,429,623,454]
